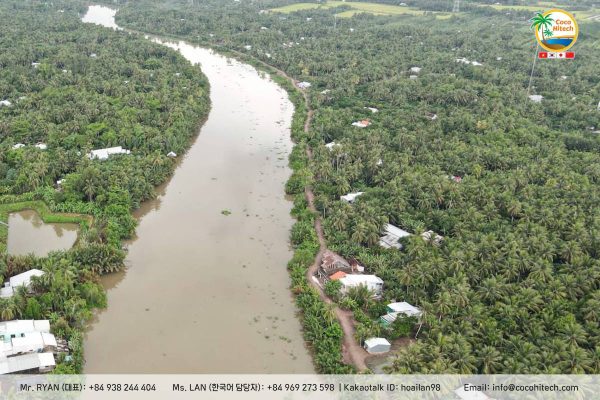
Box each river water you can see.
[7,210,78,257]
[81,5,313,373]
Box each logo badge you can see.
[530,9,579,53]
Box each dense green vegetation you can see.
[108,0,600,374]
[0,0,209,372]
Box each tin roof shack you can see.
[380,302,422,326]
[339,275,383,296]
[0,353,55,374]
[1,269,45,298]
[379,224,411,250]
[319,250,352,278]
[363,338,391,354]
[340,192,364,204]
[421,230,444,246]
[87,146,131,160]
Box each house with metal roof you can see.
[1,269,45,298]
[0,352,55,374]
[340,192,364,203]
[363,337,391,354]
[87,146,131,160]
[379,224,411,250]
[339,274,383,295]
[380,302,422,326]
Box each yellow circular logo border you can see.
[534,8,579,53]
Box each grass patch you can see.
[0,201,93,253]
[271,1,450,19]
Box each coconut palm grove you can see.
[1,0,599,377]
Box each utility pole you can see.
[452,0,460,13]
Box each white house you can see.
[379,224,411,250]
[339,274,383,295]
[31,62,40,68]
[297,81,311,89]
[0,320,51,340]
[0,269,45,298]
[244,45,252,50]
[363,337,391,354]
[88,146,131,160]
[0,352,55,375]
[386,302,422,317]
[12,143,25,150]
[167,151,177,158]
[410,66,422,74]
[529,94,543,103]
[364,107,378,113]
[90,53,97,58]
[0,100,12,107]
[340,192,364,204]
[35,143,47,150]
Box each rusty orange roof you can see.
[329,271,347,281]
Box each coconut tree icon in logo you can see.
[530,12,554,42]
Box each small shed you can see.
[410,66,422,74]
[88,146,131,160]
[340,192,364,203]
[167,151,177,158]
[386,302,422,317]
[12,143,25,150]
[325,142,339,150]
[529,94,543,103]
[0,100,12,107]
[379,224,411,250]
[364,338,391,354]
[364,107,378,113]
[351,119,371,128]
[35,143,47,150]
[297,81,311,89]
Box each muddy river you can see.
[7,210,78,257]
[81,6,312,373]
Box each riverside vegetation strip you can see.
[0,0,209,372]
[102,0,599,374]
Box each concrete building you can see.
[339,274,383,295]
[364,337,391,354]
[1,270,45,299]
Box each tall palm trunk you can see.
[527,43,539,96]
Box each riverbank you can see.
[82,6,313,373]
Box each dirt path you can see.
[298,88,369,373]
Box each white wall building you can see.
[1,269,45,298]
[364,337,391,354]
[339,274,383,295]
[88,146,131,160]
[0,352,55,374]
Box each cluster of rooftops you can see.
[0,320,59,375]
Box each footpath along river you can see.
[81,5,313,373]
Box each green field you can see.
[271,1,450,18]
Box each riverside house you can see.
[0,269,45,298]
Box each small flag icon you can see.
[538,52,548,59]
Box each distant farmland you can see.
[270,1,450,19]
